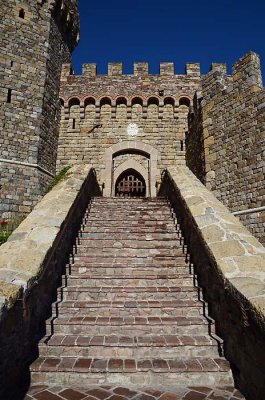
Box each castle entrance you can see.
[103,141,159,197]
[115,169,146,197]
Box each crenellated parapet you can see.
[61,62,202,78]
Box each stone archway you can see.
[102,141,159,197]
[115,168,146,197]
[113,159,149,196]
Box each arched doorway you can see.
[103,141,159,197]
[115,169,146,197]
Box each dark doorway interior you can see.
[115,169,146,197]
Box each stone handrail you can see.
[0,164,101,398]
[159,166,265,400]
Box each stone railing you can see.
[159,166,265,400]
[0,165,101,398]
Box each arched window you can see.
[147,97,159,106]
[164,97,175,106]
[179,97,191,108]
[131,97,143,107]
[68,97,80,108]
[100,97,112,107]
[116,97,127,106]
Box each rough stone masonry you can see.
[0,0,264,243]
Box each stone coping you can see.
[0,164,93,310]
[167,166,265,314]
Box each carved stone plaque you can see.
[127,123,139,137]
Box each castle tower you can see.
[0,0,79,215]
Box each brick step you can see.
[76,239,180,249]
[58,286,198,301]
[53,299,201,309]
[68,260,188,268]
[92,198,167,203]
[52,303,203,318]
[75,247,186,264]
[38,334,219,358]
[75,250,185,259]
[63,274,195,286]
[81,227,177,234]
[88,209,171,216]
[80,232,178,240]
[38,345,219,359]
[30,356,233,386]
[25,384,246,400]
[74,252,185,260]
[49,319,211,336]
[82,220,175,226]
[66,268,189,278]
[71,257,187,266]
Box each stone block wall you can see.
[186,53,265,243]
[0,0,79,215]
[0,164,101,398]
[57,62,201,189]
[159,167,265,399]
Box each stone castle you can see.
[1,1,265,399]
[1,0,264,243]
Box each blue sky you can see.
[72,0,265,80]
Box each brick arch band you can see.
[102,141,159,197]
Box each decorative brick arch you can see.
[113,160,149,196]
[103,141,159,197]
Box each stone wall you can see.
[159,166,265,400]
[0,164,101,399]
[0,0,79,215]
[57,63,201,191]
[186,53,265,243]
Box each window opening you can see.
[19,9,25,19]
[7,89,12,103]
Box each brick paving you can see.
[26,198,245,398]
[25,385,245,400]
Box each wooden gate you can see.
[115,170,146,197]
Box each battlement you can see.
[202,52,263,95]
[62,57,262,80]
[62,62,202,78]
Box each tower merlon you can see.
[61,64,73,79]
[134,62,149,76]
[108,63,123,76]
[159,63,174,76]
[210,63,227,74]
[232,51,263,90]
[185,63,201,76]
[82,63,97,77]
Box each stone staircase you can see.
[28,197,245,399]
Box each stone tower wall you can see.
[0,0,79,215]
[57,62,201,191]
[186,53,265,243]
